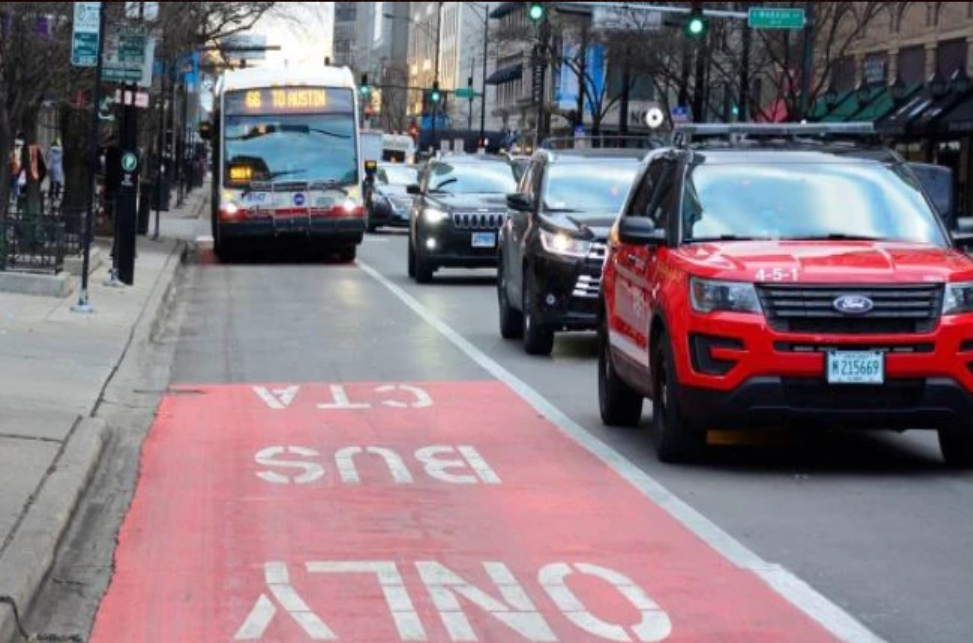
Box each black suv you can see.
[497,149,643,355]
[407,156,518,283]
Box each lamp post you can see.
[463,2,490,149]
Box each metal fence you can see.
[0,205,85,275]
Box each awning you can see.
[940,93,973,134]
[808,90,852,121]
[877,85,971,136]
[489,2,519,19]
[820,85,884,122]
[914,88,972,133]
[486,63,523,86]
[849,83,921,123]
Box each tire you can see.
[415,243,434,284]
[497,258,523,339]
[522,268,554,355]
[938,429,973,469]
[599,318,643,427]
[652,332,706,463]
[337,246,357,263]
[407,240,416,279]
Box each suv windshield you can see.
[378,165,418,186]
[223,113,358,187]
[428,162,517,194]
[543,159,639,215]
[683,163,948,246]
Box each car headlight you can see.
[690,277,763,315]
[943,282,973,315]
[422,207,449,224]
[539,228,592,258]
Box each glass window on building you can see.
[937,39,969,77]
[833,56,856,92]
[898,46,926,84]
[607,67,655,101]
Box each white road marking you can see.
[356,259,887,643]
[195,234,215,243]
[235,562,336,640]
[254,446,325,485]
[376,384,434,408]
[335,446,415,484]
[254,385,300,410]
[317,384,372,409]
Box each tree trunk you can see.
[619,62,631,135]
[0,110,12,217]
[21,109,42,217]
[60,102,91,212]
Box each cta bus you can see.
[209,65,366,261]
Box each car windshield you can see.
[427,162,517,194]
[223,113,358,187]
[682,163,949,246]
[542,159,639,215]
[378,165,418,186]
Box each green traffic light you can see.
[431,91,441,103]
[528,3,544,22]
[687,17,705,36]
[360,86,371,97]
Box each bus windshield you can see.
[221,87,358,189]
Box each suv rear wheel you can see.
[652,332,706,463]
[938,429,973,469]
[522,268,554,355]
[497,259,523,339]
[598,318,642,426]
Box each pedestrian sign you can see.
[71,2,101,67]
[121,152,138,173]
[748,7,805,29]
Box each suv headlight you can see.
[943,282,973,315]
[422,207,449,224]
[539,228,592,258]
[690,278,763,314]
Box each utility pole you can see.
[692,32,707,121]
[799,1,816,120]
[73,1,107,313]
[430,1,443,153]
[479,5,488,148]
[740,15,751,122]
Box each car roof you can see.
[683,146,899,166]
[536,149,647,163]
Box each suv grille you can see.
[757,284,943,335]
[452,212,506,229]
[572,242,608,299]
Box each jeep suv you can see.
[599,124,973,466]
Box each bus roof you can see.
[216,64,356,95]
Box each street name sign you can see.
[748,7,805,29]
[102,25,147,83]
[71,2,101,67]
[454,87,476,100]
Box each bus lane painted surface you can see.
[90,381,843,642]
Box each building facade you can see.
[332,1,357,69]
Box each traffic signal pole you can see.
[430,1,443,153]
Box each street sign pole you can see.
[73,1,106,314]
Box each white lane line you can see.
[357,260,886,643]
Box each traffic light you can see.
[685,3,707,38]
[359,74,371,98]
[430,81,442,104]
[527,2,545,23]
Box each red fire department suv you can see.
[599,124,973,466]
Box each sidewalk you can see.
[0,185,208,641]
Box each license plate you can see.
[826,351,885,385]
[471,232,496,248]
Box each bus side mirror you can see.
[364,160,378,178]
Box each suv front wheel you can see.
[522,268,554,355]
[497,258,523,339]
[598,318,643,426]
[652,332,706,463]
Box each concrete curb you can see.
[0,419,105,643]
[0,235,189,643]
[0,271,73,298]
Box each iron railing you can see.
[0,205,85,275]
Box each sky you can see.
[251,2,334,66]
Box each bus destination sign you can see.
[225,87,352,115]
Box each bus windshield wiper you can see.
[307,179,350,195]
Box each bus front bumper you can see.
[219,217,365,245]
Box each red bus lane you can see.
[90,381,840,642]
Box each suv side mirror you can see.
[406,184,421,195]
[618,217,666,246]
[907,162,955,230]
[506,192,532,212]
[953,217,973,250]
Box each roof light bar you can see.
[672,123,876,146]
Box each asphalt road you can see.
[59,231,972,642]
